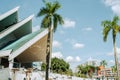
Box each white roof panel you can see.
[0,15,34,39]
[0,6,19,21]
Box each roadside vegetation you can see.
[41,57,73,76]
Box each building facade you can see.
[0,7,49,69]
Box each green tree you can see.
[111,65,117,73]
[76,65,96,78]
[76,65,87,77]
[100,60,107,67]
[101,16,120,80]
[41,58,72,75]
[51,58,70,74]
[37,1,64,80]
[41,62,46,71]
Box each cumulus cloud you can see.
[109,60,115,64]
[53,40,61,48]
[111,5,120,16]
[59,30,65,34]
[65,39,85,49]
[32,25,40,32]
[83,27,93,31]
[73,43,85,49]
[65,38,76,44]
[103,0,120,6]
[66,56,74,62]
[76,56,81,62]
[62,18,76,28]
[103,0,120,16]
[107,47,120,56]
[52,52,63,59]
[117,47,120,54]
[107,52,113,56]
[65,56,81,63]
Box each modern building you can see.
[0,6,49,69]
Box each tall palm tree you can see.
[101,16,120,80]
[37,1,64,80]
[100,60,107,67]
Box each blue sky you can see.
[1,0,120,69]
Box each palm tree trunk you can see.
[45,27,53,80]
[113,37,119,80]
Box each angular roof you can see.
[0,6,19,21]
[0,6,49,63]
[0,7,19,32]
[0,15,34,39]
[2,28,49,63]
[0,50,12,58]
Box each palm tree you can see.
[101,16,120,80]
[100,60,107,67]
[37,1,64,80]
[111,65,117,73]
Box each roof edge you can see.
[0,6,20,21]
[0,14,34,39]
[9,29,48,60]
[0,49,12,57]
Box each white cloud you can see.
[117,47,120,54]
[65,39,85,49]
[59,30,65,34]
[107,47,120,56]
[73,43,85,49]
[103,0,120,16]
[62,18,76,28]
[107,52,113,56]
[65,38,76,44]
[75,56,81,62]
[53,40,61,48]
[66,56,74,62]
[109,60,115,64]
[52,52,63,59]
[32,25,40,32]
[103,0,120,6]
[65,56,81,63]
[112,5,120,16]
[83,27,93,31]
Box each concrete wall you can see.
[0,68,10,80]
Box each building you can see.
[0,7,50,79]
[82,57,99,67]
[100,68,113,77]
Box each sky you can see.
[1,0,120,69]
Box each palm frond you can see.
[37,7,48,17]
[51,1,61,13]
[112,16,119,25]
[38,1,63,33]
[41,15,51,28]
[101,20,112,41]
[54,14,64,25]
[114,25,120,34]
[103,26,111,42]
[101,20,111,28]
[46,2,52,11]
[53,15,58,32]
[53,14,64,32]
[119,26,120,32]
